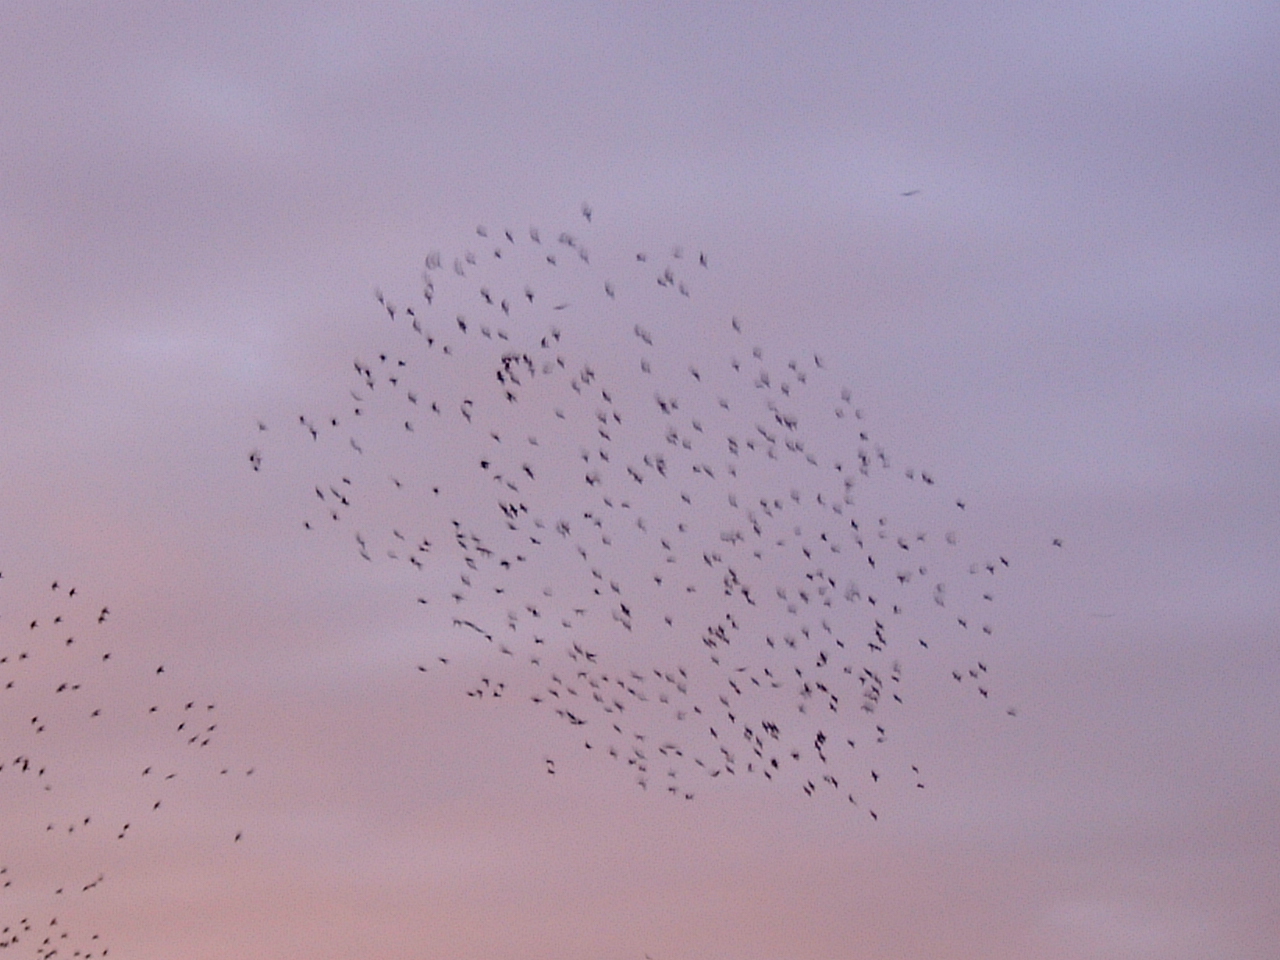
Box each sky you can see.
[1,2,1277,958]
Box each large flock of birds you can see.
[2,205,1049,957]
[255,205,1039,818]
[0,575,252,958]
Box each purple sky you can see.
[1,3,1277,958]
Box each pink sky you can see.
[1,3,1277,958]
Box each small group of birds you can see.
[253,204,1050,822]
[1,573,253,958]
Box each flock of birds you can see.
[0,575,252,958]
[3,205,1053,957]
[254,205,1047,819]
